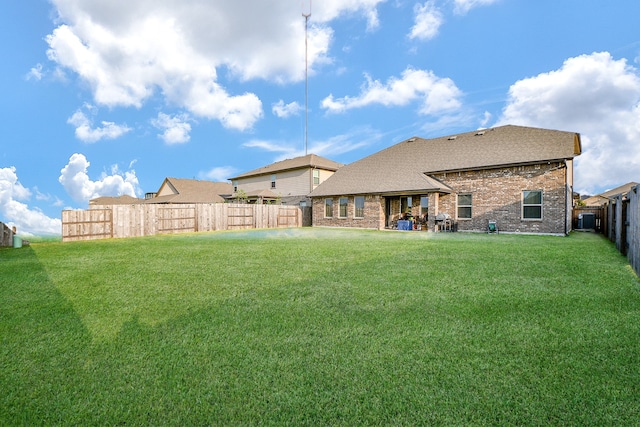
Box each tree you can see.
[235,189,248,203]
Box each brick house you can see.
[228,154,343,205]
[309,125,582,235]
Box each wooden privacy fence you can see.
[62,203,303,242]
[625,185,640,276]
[1,222,15,247]
[605,184,640,277]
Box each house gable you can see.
[156,178,179,197]
[148,178,232,204]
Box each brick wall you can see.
[433,162,569,234]
[312,195,384,229]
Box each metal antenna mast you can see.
[302,1,311,156]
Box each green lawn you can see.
[1,229,639,425]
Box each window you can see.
[457,194,472,219]
[313,169,320,185]
[523,190,542,219]
[400,196,412,214]
[271,174,276,189]
[325,198,333,218]
[420,196,429,217]
[354,196,365,218]
[339,197,348,218]
[233,180,238,192]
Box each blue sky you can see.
[2,0,640,235]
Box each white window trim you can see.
[522,190,543,220]
[325,198,333,218]
[457,193,472,220]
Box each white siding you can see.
[237,168,336,197]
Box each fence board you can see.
[62,209,113,241]
[62,203,303,242]
[628,185,640,276]
[278,206,299,227]
[228,205,254,229]
[604,185,640,277]
[158,206,197,234]
[1,222,15,247]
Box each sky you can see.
[2,0,640,236]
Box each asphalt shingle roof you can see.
[148,178,233,203]
[598,182,639,198]
[89,195,144,205]
[229,154,343,180]
[310,125,581,197]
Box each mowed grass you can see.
[1,229,639,425]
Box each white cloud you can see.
[309,0,384,32]
[409,1,443,41]
[453,0,500,15]
[58,153,141,204]
[44,0,385,131]
[199,166,238,182]
[308,126,382,157]
[272,100,303,118]
[495,52,640,195]
[152,112,192,144]
[243,140,293,153]
[480,111,492,127]
[321,68,462,115]
[26,63,44,81]
[243,126,382,161]
[0,167,62,235]
[67,106,131,143]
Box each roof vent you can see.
[475,131,485,136]
[407,138,416,142]
[448,136,457,140]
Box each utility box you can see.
[577,213,596,230]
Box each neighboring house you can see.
[89,178,233,207]
[582,182,639,207]
[310,125,582,235]
[227,154,344,205]
[145,178,233,204]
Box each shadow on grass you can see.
[1,247,91,424]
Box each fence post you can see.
[628,185,640,276]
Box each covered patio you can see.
[384,191,453,232]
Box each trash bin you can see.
[13,235,22,248]
[397,220,413,231]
